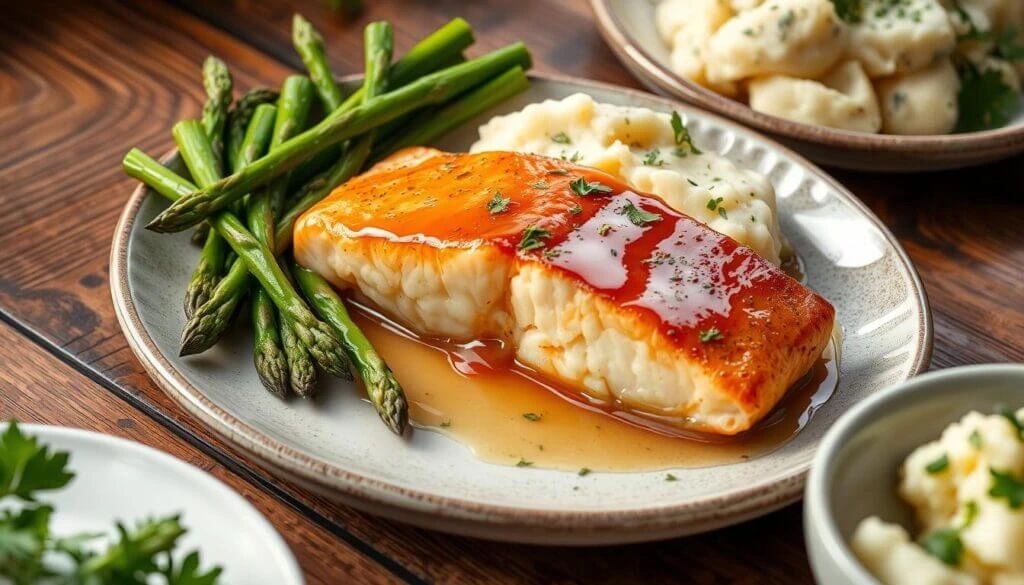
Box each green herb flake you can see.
[578,467,592,477]
[969,430,983,449]
[486,191,511,215]
[522,413,542,422]
[518,225,552,252]
[569,203,583,216]
[516,458,534,468]
[621,202,662,226]
[670,111,702,154]
[989,467,1024,509]
[665,473,678,482]
[643,149,665,167]
[597,224,614,236]
[956,62,1022,132]
[998,405,1024,441]
[440,419,451,428]
[926,453,950,474]
[699,328,724,343]
[570,177,613,197]
[551,131,572,144]
[922,528,964,567]
[706,197,724,212]
[962,500,979,529]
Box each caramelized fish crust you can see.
[294,148,835,434]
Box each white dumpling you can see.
[748,60,882,132]
[656,0,735,90]
[704,0,846,84]
[876,58,960,135]
[846,0,956,78]
[850,517,979,585]
[961,497,1024,573]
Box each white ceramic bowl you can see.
[804,364,1024,584]
[589,0,1024,172]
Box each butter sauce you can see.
[351,302,839,472]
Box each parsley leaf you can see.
[989,468,1024,509]
[522,413,542,422]
[665,473,678,482]
[956,61,1021,132]
[621,202,662,226]
[0,421,74,501]
[643,149,664,167]
[597,224,613,236]
[551,131,572,144]
[829,0,862,23]
[926,454,950,474]
[569,177,613,197]
[486,191,511,215]
[670,111,702,154]
[578,467,591,477]
[516,458,534,467]
[699,328,724,343]
[922,528,964,566]
[164,550,224,585]
[518,225,552,252]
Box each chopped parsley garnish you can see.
[569,177,613,197]
[569,203,583,215]
[922,528,964,567]
[969,430,983,449]
[829,0,863,23]
[665,473,678,482]
[621,202,662,226]
[486,191,511,214]
[516,458,534,467]
[998,405,1024,441]
[687,178,698,187]
[561,151,583,163]
[597,224,613,236]
[699,328,724,343]
[440,419,451,428]
[926,454,950,474]
[670,111,702,154]
[522,412,542,422]
[989,468,1024,509]
[643,148,665,167]
[962,500,979,529]
[706,196,726,219]
[777,10,795,41]
[551,131,572,144]
[578,467,591,477]
[956,61,1021,132]
[530,181,549,190]
[543,248,563,260]
[518,225,552,252]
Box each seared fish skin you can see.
[294,148,834,434]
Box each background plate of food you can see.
[590,0,1024,172]
[111,22,931,543]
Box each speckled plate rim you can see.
[588,0,1024,155]
[110,72,933,544]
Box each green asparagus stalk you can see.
[181,58,235,316]
[292,262,407,435]
[201,56,233,167]
[190,222,210,246]
[279,313,317,397]
[374,65,530,158]
[123,146,351,379]
[251,288,289,398]
[266,76,316,216]
[293,14,345,112]
[226,88,279,173]
[146,43,531,233]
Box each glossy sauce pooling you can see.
[315,150,814,348]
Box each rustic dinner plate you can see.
[111,74,932,545]
[3,424,303,584]
[589,0,1024,172]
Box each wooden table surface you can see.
[2,0,1022,583]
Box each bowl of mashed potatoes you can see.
[805,364,1024,585]
[590,0,1024,171]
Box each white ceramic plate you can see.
[589,0,1024,172]
[111,74,932,545]
[2,424,303,584]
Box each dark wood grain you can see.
[0,319,398,585]
[0,0,1022,583]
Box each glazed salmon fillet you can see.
[293,147,835,434]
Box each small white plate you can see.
[3,424,304,584]
[111,74,931,545]
[589,0,1024,172]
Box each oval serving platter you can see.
[111,74,932,545]
[589,0,1024,173]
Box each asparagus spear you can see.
[146,43,532,233]
[182,58,235,316]
[292,263,407,435]
[123,146,351,379]
[293,14,345,112]
[226,88,279,174]
[279,311,317,397]
[266,76,316,216]
[251,287,289,398]
[201,56,233,167]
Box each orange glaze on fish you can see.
[294,148,836,434]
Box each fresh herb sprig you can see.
[0,421,222,585]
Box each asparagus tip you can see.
[255,343,290,399]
